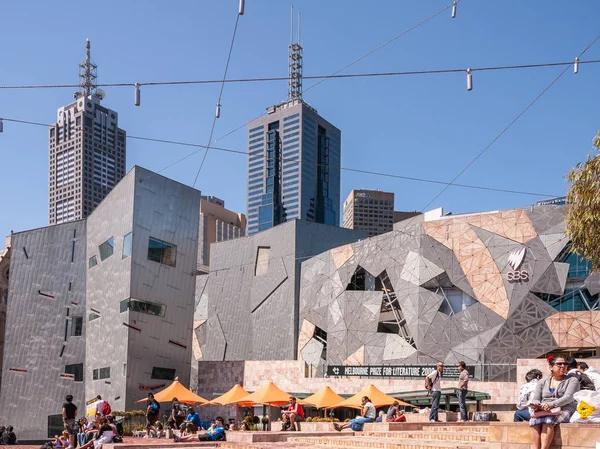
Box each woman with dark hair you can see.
[514,369,543,422]
[333,396,376,432]
[530,356,580,449]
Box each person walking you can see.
[145,393,161,438]
[62,394,78,448]
[426,362,444,422]
[457,361,469,422]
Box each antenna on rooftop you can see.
[75,38,98,99]
[288,5,303,101]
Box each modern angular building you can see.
[198,196,246,266]
[297,205,600,378]
[0,166,199,439]
[48,40,126,225]
[246,100,341,235]
[343,189,395,237]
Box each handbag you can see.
[531,407,562,418]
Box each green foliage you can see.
[566,131,600,272]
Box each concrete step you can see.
[428,425,490,433]
[288,435,490,449]
[361,431,489,442]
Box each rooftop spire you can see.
[76,38,98,99]
[288,6,303,100]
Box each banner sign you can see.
[326,365,474,379]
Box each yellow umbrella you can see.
[331,384,411,409]
[204,384,254,407]
[302,386,345,409]
[136,379,208,404]
[232,381,293,406]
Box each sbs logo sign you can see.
[506,247,529,282]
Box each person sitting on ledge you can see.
[514,369,543,422]
[179,407,202,434]
[173,416,226,442]
[333,396,376,432]
[281,396,304,431]
[530,356,579,449]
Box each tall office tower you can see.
[198,196,246,266]
[48,39,126,225]
[343,189,395,237]
[246,18,340,235]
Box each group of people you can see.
[0,426,17,445]
[512,356,599,449]
[36,394,122,449]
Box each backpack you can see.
[425,371,438,391]
[101,401,112,416]
[572,371,596,391]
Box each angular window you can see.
[120,298,166,317]
[71,316,83,336]
[122,232,132,259]
[151,367,176,380]
[88,255,98,269]
[99,367,110,379]
[98,237,114,261]
[255,246,270,276]
[64,363,84,382]
[88,312,100,321]
[148,237,177,267]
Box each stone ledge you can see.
[488,422,600,448]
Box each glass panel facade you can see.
[98,237,114,261]
[120,298,167,317]
[70,316,83,336]
[147,237,177,267]
[151,367,176,380]
[561,252,592,278]
[122,232,132,258]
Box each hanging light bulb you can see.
[452,1,457,18]
[0,118,3,133]
[134,83,141,106]
[574,57,579,75]
[238,0,245,15]
[466,68,473,91]
[216,103,221,118]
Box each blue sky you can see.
[1,0,599,238]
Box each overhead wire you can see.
[420,32,600,212]
[0,117,562,198]
[140,11,242,303]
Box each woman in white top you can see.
[333,396,376,432]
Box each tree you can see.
[566,131,600,272]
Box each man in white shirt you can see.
[426,362,444,422]
[578,362,600,391]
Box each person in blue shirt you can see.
[173,416,226,442]
[179,407,202,434]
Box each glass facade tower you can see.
[246,100,341,235]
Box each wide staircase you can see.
[219,423,491,449]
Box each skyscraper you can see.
[48,40,126,225]
[246,18,340,235]
[343,189,395,237]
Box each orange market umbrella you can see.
[331,384,411,409]
[204,384,254,407]
[302,386,345,409]
[232,381,293,406]
[136,379,208,404]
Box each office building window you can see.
[98,237,114,261]
[88,255,98,269]
[93,367,110,380]
[71,316,83,336]
[120,298,167,317]
[147,237,177,267]
[122,232,132,258]
[151,367,176,380]
[64,363,84,382]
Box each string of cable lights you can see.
[0,116,562,199]
[420,32,600,211]
[1,60,598,92]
